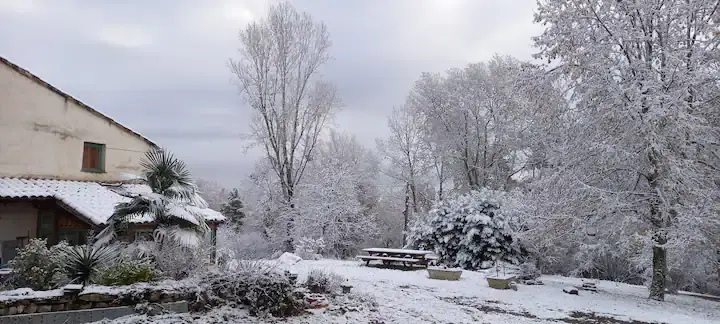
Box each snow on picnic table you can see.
[93,259,719,324]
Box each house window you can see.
[57,228,88,246]
[82,142,105,172]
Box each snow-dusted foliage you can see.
[4,239,69,290]
[195,179,228,210]
[407,190,522,270]
[406,56,549,192]
[529,0,720,301]
[220,188,246,228]
[291,131,380,258]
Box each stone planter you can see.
[427,267,463,281]
[486,275,515,289]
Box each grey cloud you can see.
[0,0,541,187]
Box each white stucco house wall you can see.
[0,56,224,265]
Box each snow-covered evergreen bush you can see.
[221,188,246,228]
[5,239,69,290]
[407,189,522,270]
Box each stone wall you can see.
[0,287,187,316]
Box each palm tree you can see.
[96,148,210,247]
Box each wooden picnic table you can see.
[356,248,438,267]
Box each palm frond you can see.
[99,147,211,247]
[141,148,195,195]
[154,226,206,247]
[63,244,119,285]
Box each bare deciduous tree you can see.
[230,2,341,251]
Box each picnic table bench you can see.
[356,248,438,267]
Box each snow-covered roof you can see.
[0,178,225,225]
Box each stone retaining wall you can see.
[0,288,188,316]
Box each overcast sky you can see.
[0,0,542,188]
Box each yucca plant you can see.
[63,244,119,285]
[96,148,211,247]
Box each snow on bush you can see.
[294,237,325,260]
[97,259,157,286]
[277,252,302,266]
[304,269,345,294]
[196,260,304,317]
[4,239,70,290]
[407,189,523,270]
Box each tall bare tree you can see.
[376,105,432,244]
[230,2,340,251]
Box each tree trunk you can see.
[402,182,411,247]
[649,231,668,301]
[283,185,295,252]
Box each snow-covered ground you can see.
[95,260,720,324]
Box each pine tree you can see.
[221,188,246,228]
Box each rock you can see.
[19,299,31,305]
[24,303,38,314]
[16,304,24,313]
[95,302,109,308]
[7,306,17,315]
[563,287,579,295]
[78,303,93,310]
[149,291,162,302]
[38,305,53,313]
[0,307,6,316]
[509,282,518,291]
[51,304,64,312]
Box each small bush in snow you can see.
[97,259,157,286]
[518,261,541,280]
[5,239,69,290]
[152,240,213,280]
[197,261,303,316]
[406,189,523,270]
[305,269,345,294]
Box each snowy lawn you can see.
[95,260,720,324]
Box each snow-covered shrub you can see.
[5,239,69,290]
[406,189,523,270]
[62,244,119,285]
[294,237,325,260]
[198,261,303,316]
[304,269,345,294]
[97,259,156,286]
[153,240,212,280]
[518,261,541,280]
[573,244,645,285]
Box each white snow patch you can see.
[0,288,63,302]
[87,260,720,324]
[277,252,302,266]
